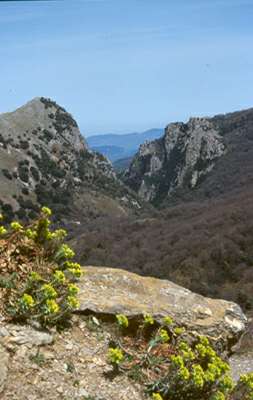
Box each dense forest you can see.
[70,186,253,311]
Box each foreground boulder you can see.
[78,266,247,344]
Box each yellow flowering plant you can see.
[108,347,124,366]
[105,312,248,400]
[146,335,234,400]
[116,314,129,329]
[11,221,23,232]
[0,225,7,235]
[0,207,82,327]
[144,313,155,325]
[152,393,163,400]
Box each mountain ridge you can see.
[0,97,143,223]
[87,128,163,162]
[124,107,253,206]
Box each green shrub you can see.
[18,162,29,183]
[2,169,12,180]
[147,336,233,400]
[106,313,253,400]
[0,207,83,327]
[231,373,253,399]
[19,140,29,150]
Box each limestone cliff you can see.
[124,116,226,203]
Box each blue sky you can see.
[0,0,253,136]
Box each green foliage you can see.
[232,373,253,399]
[29,350,45,366]
[18,161,29,183]
[107,347,124,365]
[106,313,252,400]
[0,207,83,327]
[144,313,155,325]
[148,336,233,400]
[116,314,129,329]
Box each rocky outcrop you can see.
[0,98,141,222]
[77,266,247,344]
[124,116,226,203]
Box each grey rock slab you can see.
[0,323,53,347]
[77,266,247,344]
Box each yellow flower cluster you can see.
[170,354,190,382]
[61,244,75,259]
[53,270,65,284]
[116,314,129,328]
[68,283,79,295]
[41,206,52,217]
[67,295,79,309]
[169,335,233,397]
[210,391,226,400]
[108,347,124,365]
[179,341,195,361]
[238,373,253,399]
[11,221,23,231]
[25,228,37,240]
[152,394,163,400]
[174,327,185,336]
[0,226,7,235]
[46,299,59,314]
[51,229,67,240]
[2,207,83,328]
[144,313,154,325]
[42,284,57,299]
[192,364,205,388]
[65,261,83,278]
[159,329,170,343]
[240,372,253,388]
[30,271,42,281]
[21,293,35,308]
[162,316,173,325]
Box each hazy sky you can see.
[0,0,253,136]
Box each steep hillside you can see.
[0,98,142,223]
[124,108,253,206]
[87,128,163,162]
[71,188,253,311]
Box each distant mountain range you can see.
[86,128,164,162]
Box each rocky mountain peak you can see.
[124,114,226,203]
[0,98,140,222]
[0,97,87,153]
